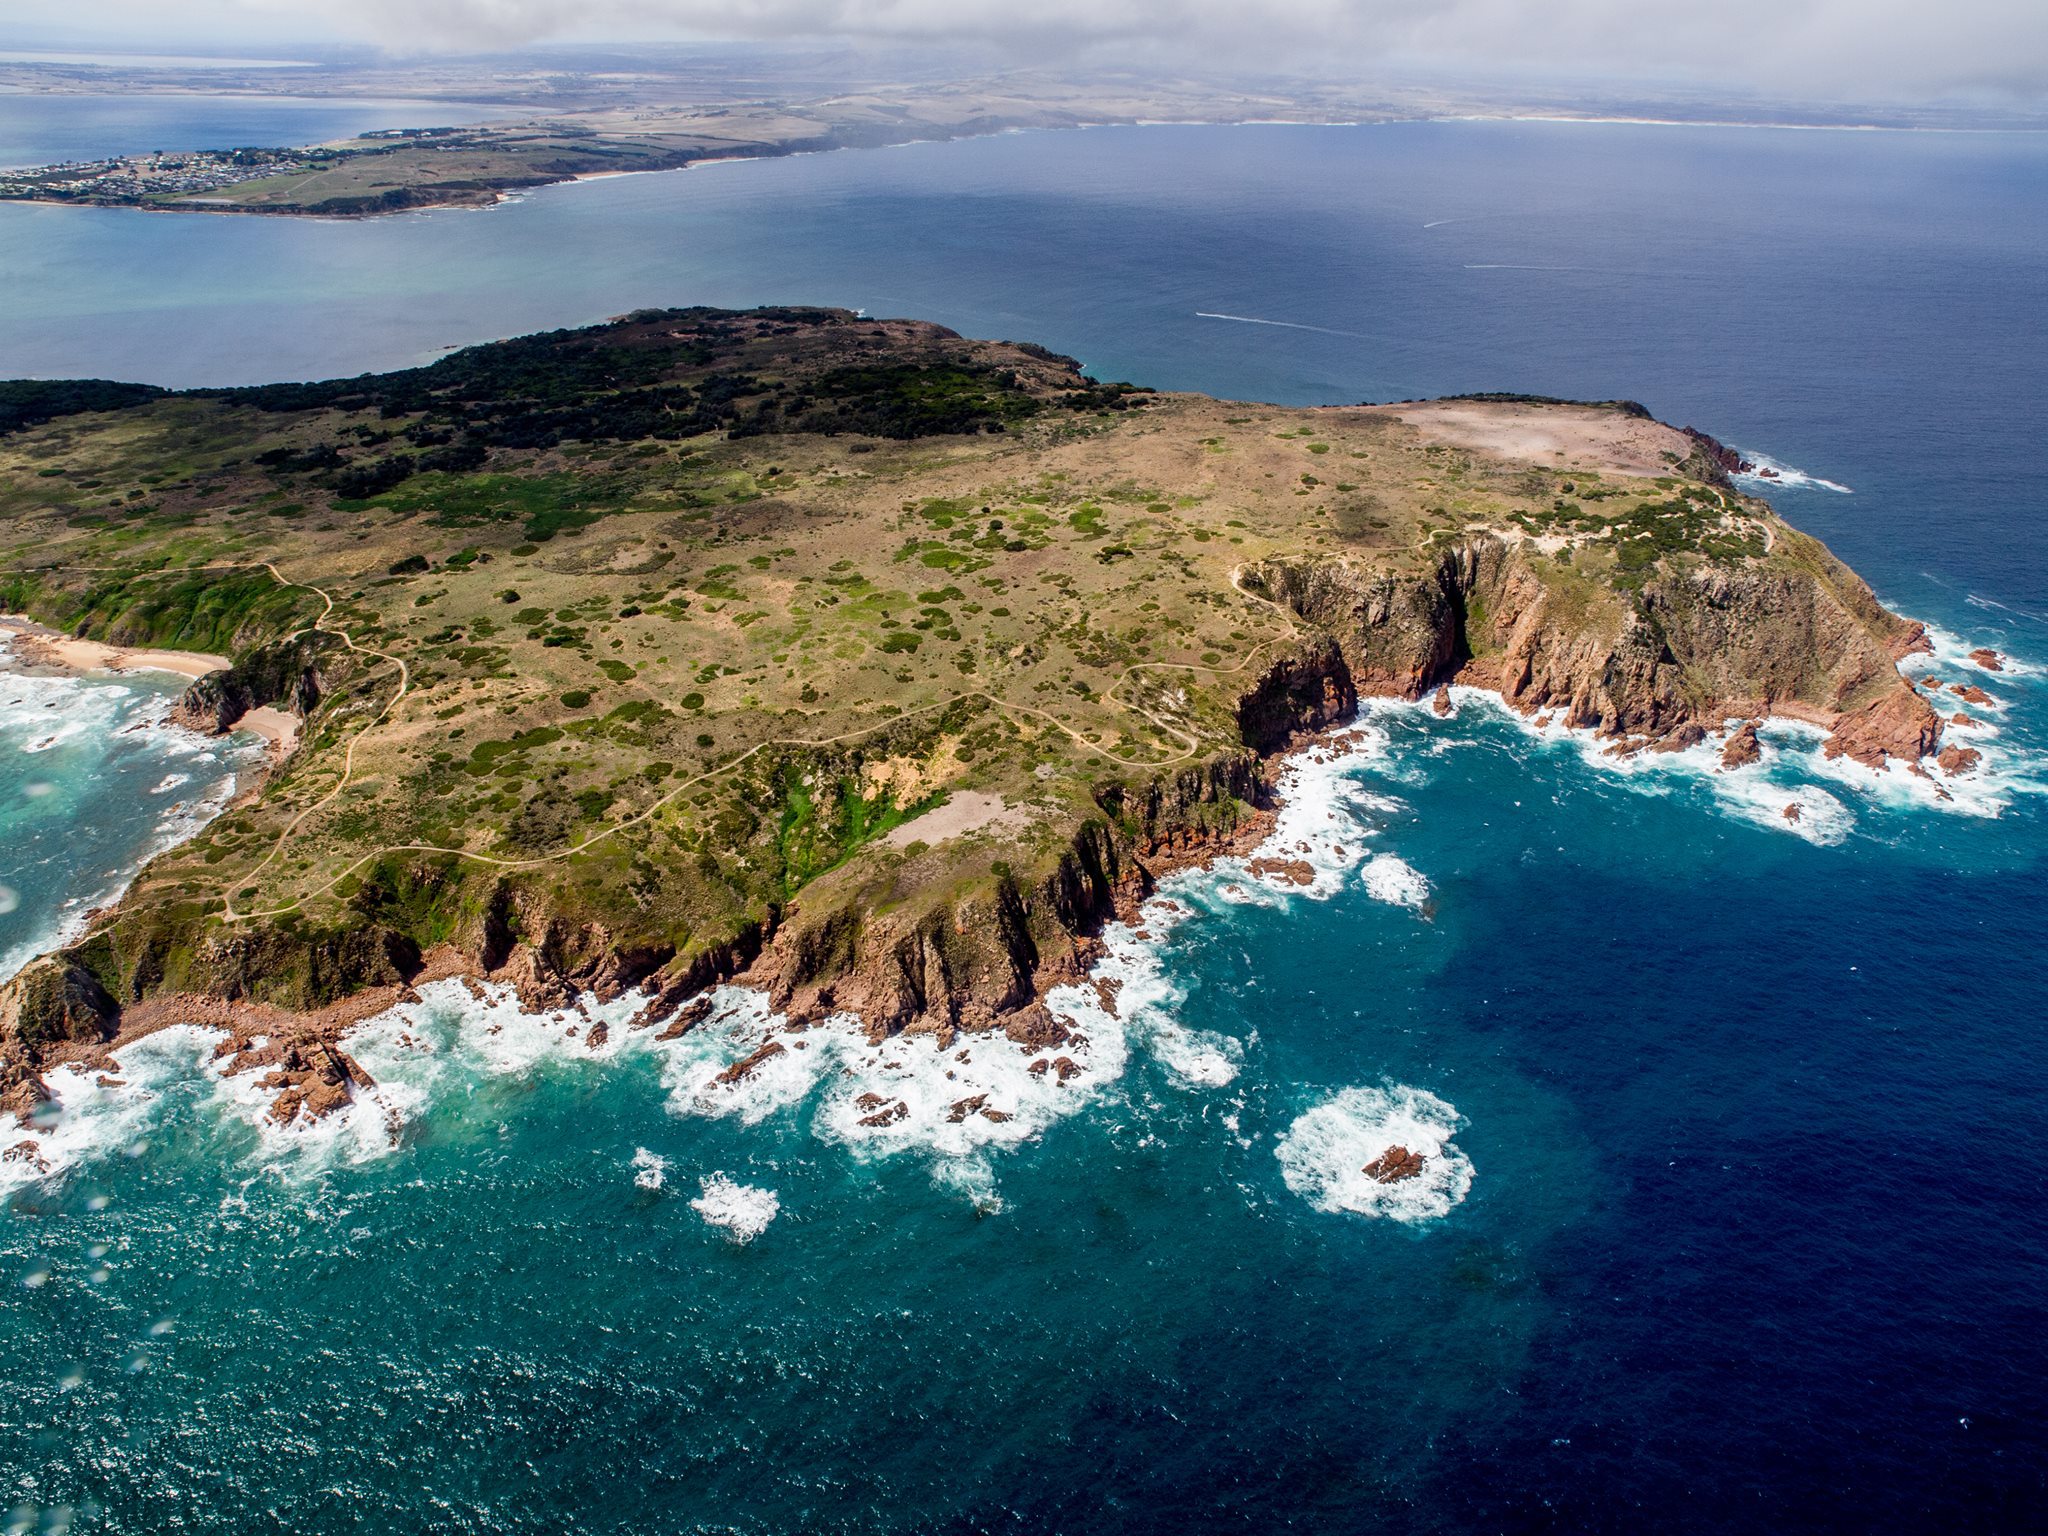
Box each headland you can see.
[0,306,1973,1130]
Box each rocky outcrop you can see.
[1236,637,1357,751]
[0,959,120,1118]
[210,1033,375,1125]
[1364,1145,1426,1183]
[1823,687,1943,769]
[1721,721,1762,770]
[1678,426,1754,484]
[1246,534,1942,768]
[715,1039,786,1085]
[171,633,330,736]
[727,748,1270,1048]
[0,958,119,1049]
[1240,555,1461,697]
[1937,745,1982,776]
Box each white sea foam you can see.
[631,1147,667,1191]
[1402,673,2041,839]
[1274,1084,1474,1223]
[173,979,648,1179]
[657,981,1134,1172]
[0,1026,222,1198]
[690,1172,779,1242]
[1198,720,1416,907]
[1732,452,1852,494]
[1361,854,1431,907]
[1912,617,2036,680]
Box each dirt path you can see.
[66,560,1302,922]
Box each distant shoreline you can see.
[12,101,2039,224]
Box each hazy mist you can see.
[8,0,2045,105]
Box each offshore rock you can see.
[715,1039,786,1086]
[1937,745,1982,776]
[1364,1145,1426,1183]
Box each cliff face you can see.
[0,531,1946,1108]
[744,752,1268,1048]
[1242,535,1942,766]
[170,634,331,735]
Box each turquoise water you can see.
[2,122,2047,1530]
[0,649,251,984]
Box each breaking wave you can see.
[690,1173,779,1242]
[1275,1084,1474,1223]
[1732,452,1852,494]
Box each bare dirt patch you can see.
[1358,401,1693,477]
[884,791,1028,848]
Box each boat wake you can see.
[1194,311,1370,341]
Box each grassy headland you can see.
[0,307,1948,1108]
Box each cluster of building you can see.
[0,147,312,203]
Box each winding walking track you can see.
[159,560,1305,923]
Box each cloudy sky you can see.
[8,0,2045,104]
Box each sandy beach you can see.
[236,704,300,759]
[0,613,228,680]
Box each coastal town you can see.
[0,128,467,208]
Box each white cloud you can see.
[12,0,2047,102]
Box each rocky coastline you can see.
[0,527,1983,1137]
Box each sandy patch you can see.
[883,790,1028,848]
[1357,401,1694,478]
[0,615,227,680]
[237,705,301,760]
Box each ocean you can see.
[1,120,2045,1532]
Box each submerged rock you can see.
[714,1039,786,1086]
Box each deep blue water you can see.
[1,121,2045,1532]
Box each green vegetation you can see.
[0,306,1798,1033]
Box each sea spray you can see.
[1731,452,1853,495]
[1275,1084,1475,1223]
[0,656,252,982]
[690,1172,780,1242]
[631,1147,667,1191]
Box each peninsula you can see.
[0,308,1959,1124]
